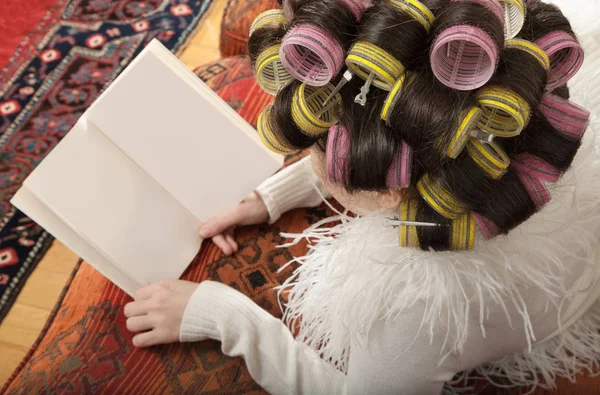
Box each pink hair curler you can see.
[536,31,585,90]
[473,213,500,239]
[386,141,413,189]
[340,0,367,21]
[511,153,561,183]
[517,172,550,209]
[327,125,413,188]
[327,124,351,184]
[539,93,590,140]
[280,24,345,86]
[283,0,294,20]
[430,25,500,91]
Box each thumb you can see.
[199,206,246,238]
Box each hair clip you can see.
[257,105,295,154]
[447,106,482,158]
[292,83,342,136]
[393,200,474,250]
[323,69,354,106]
[501,0,526,39]
[381,74,407,122]
[417,173,469,219]
[389,0,435,32]
[384,218,445,228]
[539,93,590,141]
[504,39,550,70]
[451,212,475,250]
[536,31,585,90]
[517,171,550,209]
[473,212,500,239]
[255,45,294,95]
[430,25,500,91]
[469,128,495,143]
[466,139,510,179]
[249,9,288,36]
[346,41,405,105]
[511,153,561,182]
[280,24,345,86]
[327,125,413,188]
[476,86,531,137]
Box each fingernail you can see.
[199,228,208,238]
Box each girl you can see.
[124,0,600,393]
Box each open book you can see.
[11,40,282,296]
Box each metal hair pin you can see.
[314,70,353,117]
[469,128,495,143]
[384,218,447,228]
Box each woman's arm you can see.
[180,281,458,395]
[256,156,330,224]
[180,281,345,394]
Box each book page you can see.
[21,117,202,290]
[87,41,282,222]
[11,186,140,295]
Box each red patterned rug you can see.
[0,0,60,70]
[0,0,214,324]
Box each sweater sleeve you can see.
[255,156,330,224]
[180,281,460,395]
[180,281,345,394]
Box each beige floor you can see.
[0,0,227,385]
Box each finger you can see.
[132,330,163,348]
[199,206,245,238]
[238,195,269,226]
[124,300,152,317]
[126,315,154,332]
[224,230,238,252]
[134,281,169,301]
[212,234,233,256]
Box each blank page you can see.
[88,40,283,222]
[22,118,202,290]
[11,185,141,295]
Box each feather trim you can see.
[446,300,600,394]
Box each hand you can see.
[124,279,198,347]
[198,192,269,256]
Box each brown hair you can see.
[250,0,586,251]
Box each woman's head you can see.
[250,0,590,251]
[309,144,405,215]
